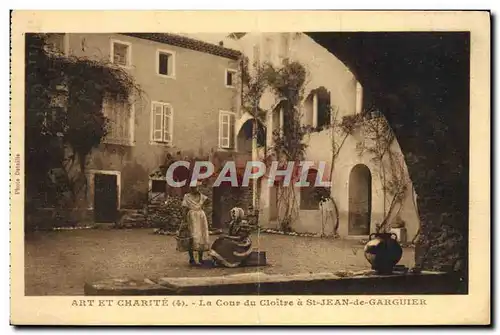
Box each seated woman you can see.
[209,207,253,268]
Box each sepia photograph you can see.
[10,10,490,325]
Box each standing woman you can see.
[176,181,210,265]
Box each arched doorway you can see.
[348,164,372,235]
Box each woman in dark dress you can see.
[209,207,253,268]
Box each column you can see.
[312,92,318,128]
[355,81,363,115]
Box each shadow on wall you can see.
[121,161,149,209]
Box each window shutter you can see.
[118,103,125,141]
[218,113,223,148]
[103,103,111,137]
[123,103,131,143]
[152,104,163,141]
[128,103,134,143]
[218,112,234,149]
[229,113,235,148]
[163,105,172,143]
[219,112,228,148]
[223,113,230,148]
[110,104,118,140]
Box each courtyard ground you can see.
[25,229,415,295]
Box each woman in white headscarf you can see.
[209,207,253,268]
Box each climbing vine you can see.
[265,60,309,232]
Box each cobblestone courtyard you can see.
[25,229,415,295]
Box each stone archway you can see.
[236,118,265,154]
[348,164,372,236]
[307,32,470,279]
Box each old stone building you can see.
[218,32,420,241]
[41,32,420,240]
[44,33,250,226]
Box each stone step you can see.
[84,271,463,296]
[126,213,146,219]
[122,218,146,224]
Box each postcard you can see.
[10,10,490,325]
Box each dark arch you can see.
[236,118,266,153]
[312,86,331,129]
[304,86,331,130]
[306,32,469,285]
[348,164,372,235]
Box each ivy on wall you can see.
[25,33,142,215]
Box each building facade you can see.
[222,32,420,241]
[45,33,245,224]
[41,32,420,240]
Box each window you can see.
[157,49,175,77]
[151,180,167,193]
[103,100,134,146]
[111,40,131,67]
[317,89,332,129]
[151,102,173,145]
[218,111,235,149]
[45,33,66,54]
[225,69,237,87]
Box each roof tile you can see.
[122,33,242,60]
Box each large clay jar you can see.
[364,233,403,274]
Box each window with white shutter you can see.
[219,111,235,149]
[103,100,134,146]
[151,102,173,145]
